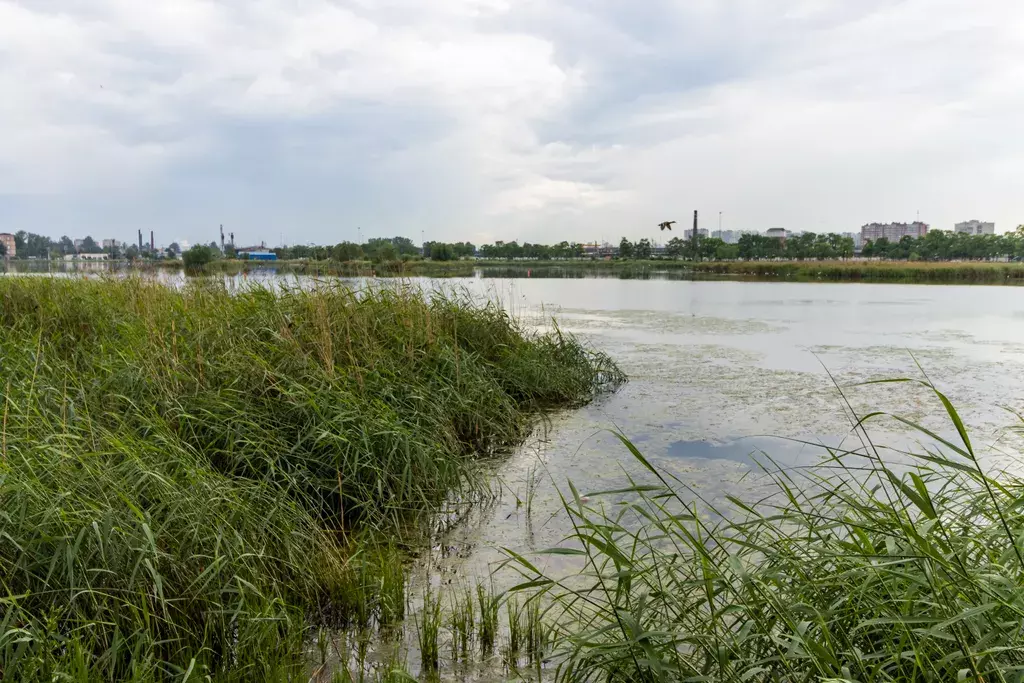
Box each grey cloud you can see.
[0,0,1022,246]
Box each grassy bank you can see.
[0,277,622,681]
[16,257,1024,284]
[197,258,1024,284]
[510,382,1024,681]
[690,259,1024,282]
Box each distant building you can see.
[102,239,121,250]
[766,228,787,241]
[861,222,929,243]
[0,233,15,258]
[73,239,85,252]
[684,228,709,239]
[954,220,995,235]
[244,251,278,261]
[842,232,862,249]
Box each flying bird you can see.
[658,221,676,231]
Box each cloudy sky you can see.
[2,0,1022,248]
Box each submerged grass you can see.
[511,379,1024,682]
[0,276,622,680]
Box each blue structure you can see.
[246,251,278,261]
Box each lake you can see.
[405,278,1024,595]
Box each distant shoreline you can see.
[6,257,1024,284]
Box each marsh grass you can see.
[509,378,1024,682]
[0,276,622,680]
[690,258,1024,282]
[476,582,500,657]
[415,590,442,675]
[447,588,474,662]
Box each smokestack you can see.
[220,224,225,252]
[138,230,143,251]
[150,231,154,252]
[693,210,699,262]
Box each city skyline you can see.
[1,2,1022,247]
[4,215,1015,257]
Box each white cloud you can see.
[1,0,1022,243]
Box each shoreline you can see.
[6,257,1024,284]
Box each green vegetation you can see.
[182,244,218,269]
[691,258,1024,282]
[0,276,621,680]
[863,227,1024,261]
[422,241,476,261]
[510,382,1024,682]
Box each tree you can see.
[332,242,362,261]
[80,236,102,254]
[699,237,725,261]
[126,244,140,262]
[0,242,5,257]
[430,243,455,261]
[619,237,634,259]
[183,244,216,269]
[665,237,686,258]
[60,236,75,255]
[453,242,476,258]
[635,238,653,260]
[716,243,740,260]
[168,242,181,255]
[375,242,398,263]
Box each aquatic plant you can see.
[509,379,1024,681]
[476,582,500,657]
[0,276,622,680]
[448,588,475,661]
[415,590,442,674]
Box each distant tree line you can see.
[275,236,424,263]
[8,226,1024,265]
[6,231,123,259]
[477,241,586,259]
[862,229,1024,261]
[422,241,476,261]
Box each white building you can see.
[954,220,995,235]
[766,227,787,240]
[861,222,929,243]
[64,253,109,261]
[101,239,121,250]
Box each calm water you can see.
[416,278,1024,581]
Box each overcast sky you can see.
[2,0,1022,248]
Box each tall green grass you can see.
[511,380,1024,681]
[0,276,622,680]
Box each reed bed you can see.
[691,259,1024,282]
[511,380,1024,682]
[0,276,621,680]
